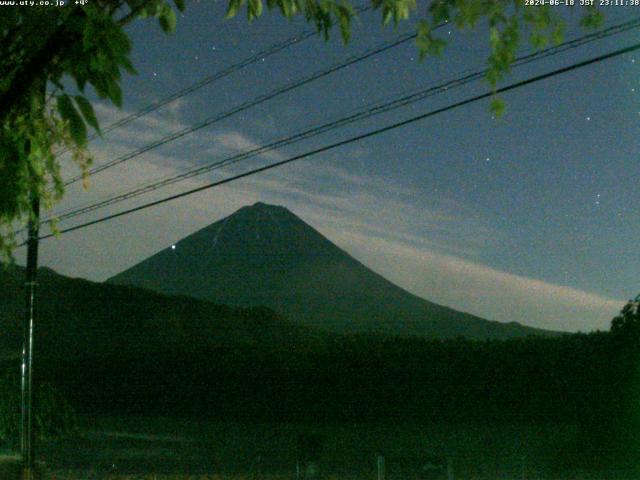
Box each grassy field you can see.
[42,475,639,480]
[2,416,632,479]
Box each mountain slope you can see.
[0,264,336,415]
[0,263,324,364]
[108,202,557,339]
[1,265,612,429]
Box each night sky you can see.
[17,2,640,332]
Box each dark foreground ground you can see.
[5,415,630,479]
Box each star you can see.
[152,72,157,77]
[485,157,490,162]
[171,245,176,250]
[586,116,591,121]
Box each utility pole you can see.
[377,455,385,480]
[21,194,39,480]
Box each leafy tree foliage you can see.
[0,373,76,451]
[0,1,182,259]
[611,294,640,344]
[0,0,603,260]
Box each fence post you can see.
[446,457,454,480]
[377,455,385,480]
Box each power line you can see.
[55,4,373,155]
[57,6,632,186]
[45,16,640,225]
[62,6,630,159]
[63,28,421,186]
[50,15,639,220]
[31,40,640,244]
[55,10,635,201]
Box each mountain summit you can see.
[108,202,556,339]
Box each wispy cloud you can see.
[208,130,286,162]
[34,110,624,332]
[325,231,622,332]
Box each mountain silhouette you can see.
[0,262,324,364]
[108,202,557,339]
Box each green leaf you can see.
[107,81,123,108]
[429,37,446,56]
[337,5,351,43]
[82,19,95,50]
[248,0,263,21]
[57,95,87,147]
[173,0,185,11]
[430,0,449,25]
[119,56,138,75]
[396,0,411,23]
[490,97,505,118]
[142,0,165,17]
[551,22,565,46]
[530,32,547,49]
[73,96,101,135]
[279,0,294,18]
[580,8,604,29]
[382,6,392,26]
[159,5,177,33]
[489,26,500,50]
[106,28,132,56]
[226,0,243,19]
